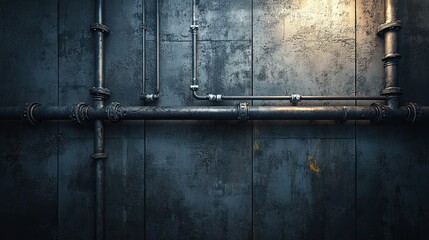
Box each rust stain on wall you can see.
[307,155,321,174]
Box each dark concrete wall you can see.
[0,0,428,239]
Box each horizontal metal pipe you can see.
[221,95,387,101]
[1,104,427,122]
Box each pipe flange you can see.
[24,102,41,125]
[90,87,111,99]
[106,102,123,122]
[91,152,109,160]
[404,103,422,123]
[90,23,110,34]
[290,94,302,104]
[70,102,91,125]
[371,103,389,124]
[237,102,249,121]
[377,20,402,36]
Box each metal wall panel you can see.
[0,0,58,239]
[0,0,429,239]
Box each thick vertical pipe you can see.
[91,0,110,239]
[379,0,401,110]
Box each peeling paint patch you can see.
[307,155,321,174]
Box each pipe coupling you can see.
[190,84,199,91]
[70,102,91,125]
[377,20,402,37]
[24,102,41,125]
[106,102,124,122]
[237,102,249,121]
[90,87,111,100]
[91,152,109,160]
[371,103,389,124]
[208,94,222,102]
[141,94,159,102]
[90,23,110,34]
[404,103,422,124]
[290,94,302,104]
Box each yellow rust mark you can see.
[307,155,321,174]
[253,143,260,151]
[254,125,260,136]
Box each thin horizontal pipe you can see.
[221,95,387,101]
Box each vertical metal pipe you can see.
[156,0,160,95]
[191,0,198,88]
[141,0,146,97]
[379,0,401,110]
[91,0,110,239]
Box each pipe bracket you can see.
[90,23,110,34]
[106,102,123,122]
[238,102,249,121]
[377,20,402,36]
[90,87,111,100]
[371,103,389,123]
[404,103,422,123]
[70,102,91,125]
[91,152,109,160]
[24,102,41,125]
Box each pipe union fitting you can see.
[290,94,302,104]
[208,94,222,102]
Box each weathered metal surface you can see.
[105,139,145,240]
[253,139,356,239]
[0,0,58,239]
[1,0,429,239]
[146,121,252,239]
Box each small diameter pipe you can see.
[141,0,160,102]
[189,0,387,103]
[141,0,146,98]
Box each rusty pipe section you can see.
[378,0,402,109]
[90,0,110,239]
[1,103,426,123]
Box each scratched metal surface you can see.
[0,0,429,239]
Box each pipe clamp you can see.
[237,102,249,121]
[24,102,41,125]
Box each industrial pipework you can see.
[0,0,427,239]
[378,0,402,109]
[189,0,390,103]
[140,0,161,102]
[89,0,109,239]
